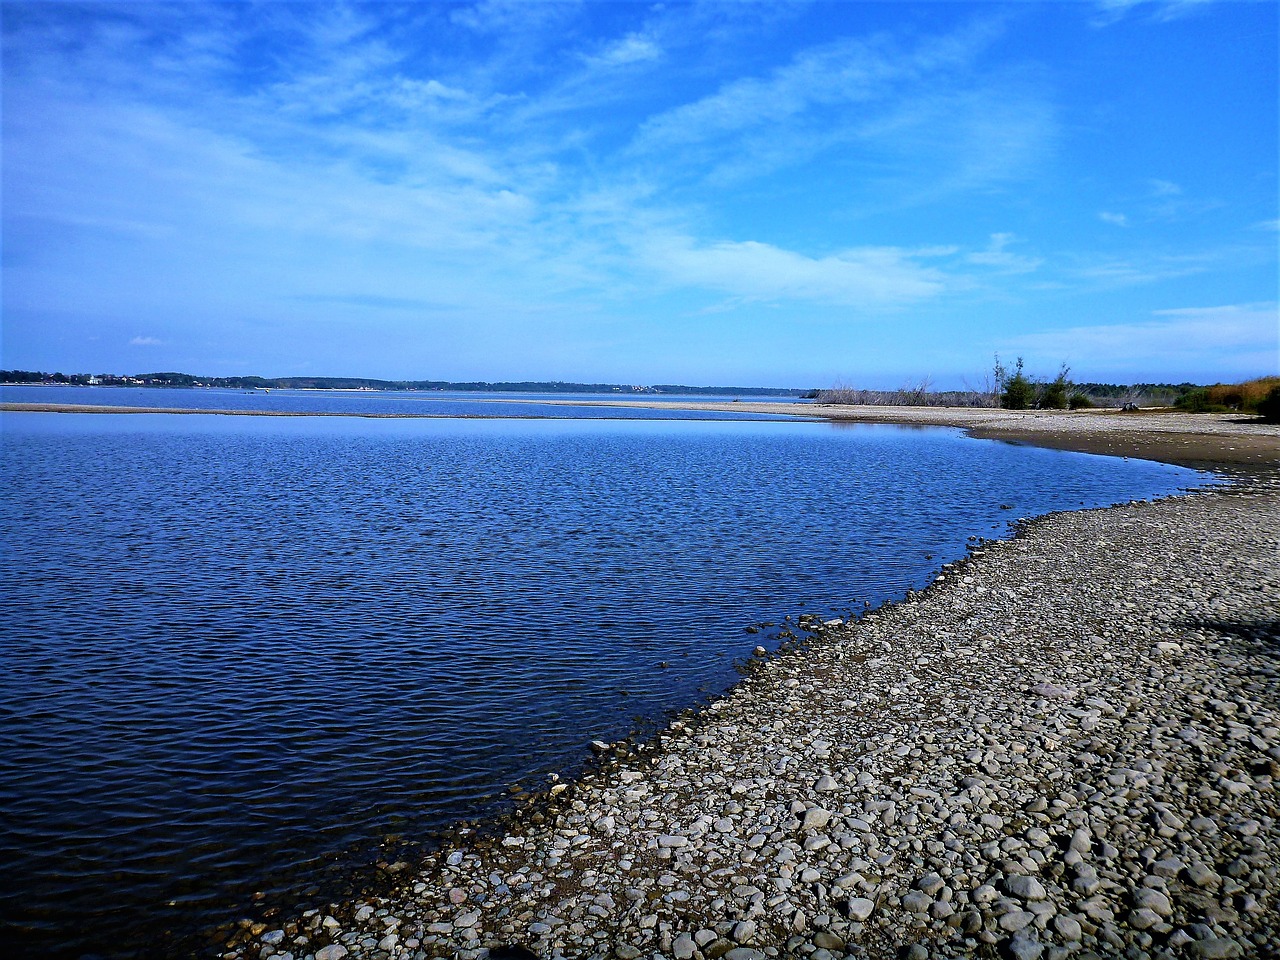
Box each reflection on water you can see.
[0,412,1213,958]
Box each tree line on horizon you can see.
[4,366,1275,419]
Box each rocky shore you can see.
[220,460,1280,960]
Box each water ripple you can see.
[0,413,1211,958]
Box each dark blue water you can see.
[0,384,804,418]
[0,412,1213,958]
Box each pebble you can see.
[1188,938,1245,959]
[999,910,1037,933]
[1127,908,1163,930]
[1052,914,1082,941]
[1005,875,1047,901]
[800,807,831,830]
[1185,861,1221,888]
[1133,887,1172,917]
[902,891,932,913]
[1007,933,1044,960]
[846,897,875,921]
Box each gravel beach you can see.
[217,412,1280,960]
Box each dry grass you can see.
[1204,376,1280,411]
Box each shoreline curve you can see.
[3,400,1276,471]
[211,469,1280,960]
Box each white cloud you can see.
[1099,211,1129,227]
[588,34,662,67]
[1091,1,1216,27]
[632,19,1007,151]
[636,234,949,306]
[449,1,581,36]
[130,336,163,346]
[618,17,1055,204]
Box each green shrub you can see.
[1175,388,1229,413]
[1068,393,1094,409]
[997,357,1036,409]
[1002,374,1035,409]
[1040,365,1072,409]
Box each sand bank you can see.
[528,402,1280,473]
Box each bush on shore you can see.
[813,368,1278,414]
[1176,376,1280,415]
[996,357,1036,410]
[1039,365,1072,410]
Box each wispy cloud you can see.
[130,336,163,346]
[965,233,1042,273]
[637,234,950,306]
[587,33,662,67]
[624,16,1050,195]
[449,0,582,37]
[1099,211,1129,227]
[1091,0,1217,27]
[1065,252,1219,288]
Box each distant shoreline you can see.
[4,399,1276,472]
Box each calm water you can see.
[0,411,1213,958]
[0,384,805,419]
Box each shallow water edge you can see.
[215,469,1280,960]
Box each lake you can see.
[0,384,806,419]
[0,402,1214,958]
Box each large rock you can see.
[800,807,832,830]
[846,897,875,921]
[1004,875,1047,901]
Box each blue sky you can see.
[3,1,1277,388]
